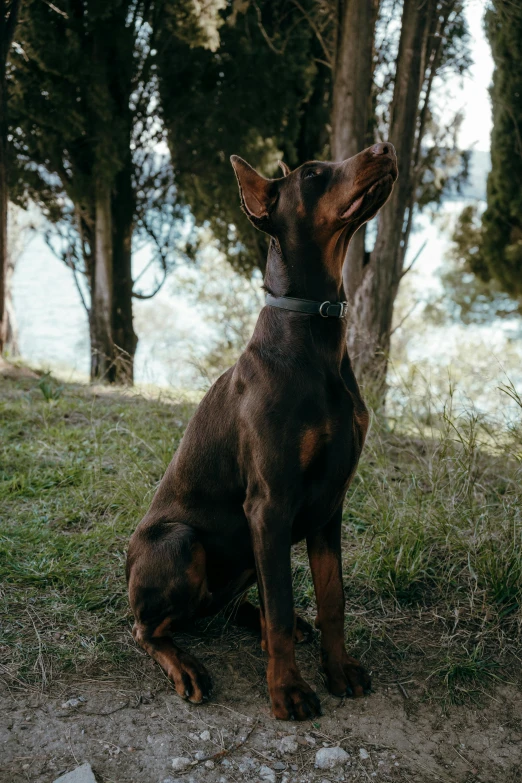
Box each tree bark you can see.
[111,159,137,384]
[346,0,438,402]
[91,182,114,381]
[330,0,377,162]
[0,74,8,353]
[0,0,21,354]
[329,0,378,328]
[4,250,18,353]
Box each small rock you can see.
[238,756,256,771]
[53,763,97,783]
[359,748,369,761]
[290,764,298,771]
[259,765,276,783]
[221,759,232,767]
[304,734,317,746]
[171,757,191,771]
[273,762,286,771]
[60,697,86,709]
[315,747,350,770]
[200,730,211,742]
[279,735,299,754]
[205,760,215,769]
[194,751,206,761]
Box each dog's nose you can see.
[371,142,396,159]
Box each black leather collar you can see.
[265,293,348,319]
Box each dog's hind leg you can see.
[127,521,213,704]
[233,598,314,644]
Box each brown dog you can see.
[126,143,397,720]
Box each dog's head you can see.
[231,144,397,277]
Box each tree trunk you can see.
[0,74,7,353]
[329,0,378,331]
[330,0,377,162]
[0,0,20,355]
[4,250,18,354]
[91,182,114,381]
[346,0,437,402]
[111,159,137,384]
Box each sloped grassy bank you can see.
[1,370,521,704]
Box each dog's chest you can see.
[292,393,367,538]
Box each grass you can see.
[1,368,521,705]
[0,373,193,686]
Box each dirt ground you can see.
[2,625,521,783]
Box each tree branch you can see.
[290,0,333,67]
[400,239,427,280]
[5,0,22,53]
[132,267,167,299]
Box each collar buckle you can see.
[320,300,349,318]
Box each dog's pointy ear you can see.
[230,156,278,221]
[278,160,291,177]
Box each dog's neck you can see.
[255,236,349,363]
[263,235,349,304]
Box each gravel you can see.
[314,747,350,769]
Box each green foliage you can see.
[157,0,321,273]
[8,0,225,292]
[10,0,132,208]
[172,244,264,385]
[38,371,63,401]
[480,2,522,300]
[427,204,522,325]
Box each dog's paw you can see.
[294,614,315,644]
[169,651,213,704]
[322,650,371,698]
[270,675,321,721]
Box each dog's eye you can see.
[304,169,319,179]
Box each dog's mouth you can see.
[339,172,395,223]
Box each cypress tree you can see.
[480,1,522,301]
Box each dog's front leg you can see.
[307,507,372,698]
[246,498,321,721]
